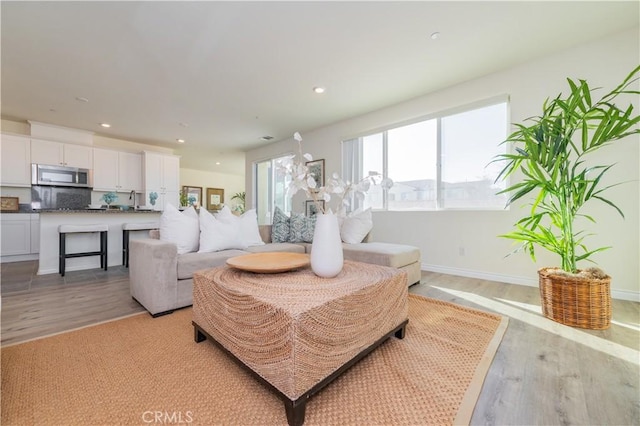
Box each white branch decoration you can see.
[277,132,393,215]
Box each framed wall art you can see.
[305,159,325,190]
[182,186,202,207]
[305,200,324,217]
[207,188,225,210]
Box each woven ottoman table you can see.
[192,259,408,426]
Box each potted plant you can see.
[494,65,640,329]
[179,189,196,209]
[230,191,246,214]
[101,192,118,209]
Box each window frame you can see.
[342,95,510,212]
[252,153,294,225]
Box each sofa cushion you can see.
[177,249,247,280]
[160,204,199,254]
[199,208,246,252]
[244,243,306,254]
[258,225,272,244]
[217,207,265,247]
[289,212,316,243]
[340,208,373,244]
[342,242,420,268]
[271,207,290,243]
[298,242,313,254]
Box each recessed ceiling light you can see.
[177,139,185,143]
[261,135,274,141]
[100,123,111,128]
[75,96,89,103]
[215,162,221,165]
[430,32,441,40]
[313,87,326,94]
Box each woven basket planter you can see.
[538,267,611,330]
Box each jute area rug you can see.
[1,294,508,426]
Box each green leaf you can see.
[592,195,625,218]
[494,66,639,270]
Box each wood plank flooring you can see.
[413,272,640,425]
[1,261,638,425]
[1,261,144,346]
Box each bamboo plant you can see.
[495,65,640,273]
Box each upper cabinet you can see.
[31,139,92,169]
[143,152,180,210]
[0,134,31,187]
[92,148,118,190]
[118,151,143,193]
[93,148,142,192]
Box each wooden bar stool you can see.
[58,224,108,277]
[122,222,159,267]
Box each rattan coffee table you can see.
[192,260,408,426]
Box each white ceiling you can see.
[2,1,638,175]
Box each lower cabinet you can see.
[31,214,40,254]
[0,214,39,259]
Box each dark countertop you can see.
[2,204,156,214]
[37,208,161,214]
[2,204,40,213]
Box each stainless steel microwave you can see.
[31,164,93,188]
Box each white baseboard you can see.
[37,261,121,276]
[611,289,640,303]
[1,253,39,264]
[422,263,640,302]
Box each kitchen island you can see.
[38,209,161,275]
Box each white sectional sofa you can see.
[129,224,421,317]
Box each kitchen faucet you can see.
[129,190,136,208]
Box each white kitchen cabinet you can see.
[31,139,93,169]
[118,152,143,192]
[0,214,31,256]
[93,148,142,192]
[143,152,180,210]
[30,214,40,254]
[0,134,31,187]
[92,148,118,190]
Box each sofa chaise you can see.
[129,225,421,317]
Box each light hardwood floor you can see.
[1,261,638,425]
[1,261,145,346]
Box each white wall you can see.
[180,168,245,211]
[245,27,640,300]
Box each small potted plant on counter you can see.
[101,192,118,209]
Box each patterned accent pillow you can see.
[289,212,316,243]
[271,206,290,243]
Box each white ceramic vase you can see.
[310,211,344,278]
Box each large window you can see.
[343,98,509,211]
[254,155,292,224]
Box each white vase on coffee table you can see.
[310,210,344,278]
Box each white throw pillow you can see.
[236,209,265,247]
[159,203,199,254]
[215,205,235,221]
[340,208,373,244]
[214,206,264,247]
[198,208,247,252]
